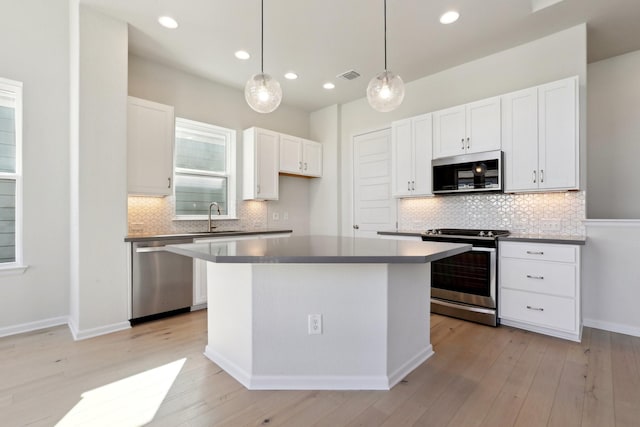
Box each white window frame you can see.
[173,117,237,220]
[0,77,25,274]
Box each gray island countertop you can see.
[166,235,471,264]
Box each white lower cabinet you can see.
[499,241,582,342]
[192,233,292,308]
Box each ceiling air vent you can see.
[336,70,361,81]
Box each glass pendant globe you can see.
[366,70,405,112]
[245,73,282,113]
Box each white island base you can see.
[204,262,433,390]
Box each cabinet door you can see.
[279,134,302,174]
[302,139,322,177]
[127,97,174,196]
[243,128,279,200]
[466,96,501,154]
[538,77,578,190]
[502,88,539,192]
[391,118,413,197]
[433,105,466,159]
[256,129,280,199]
[412,114,433,196]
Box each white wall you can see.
[337,25,587,235]
[587,50,640,219]
[583,221,640,336]
[68,5,129,338]
[309,104,341,236]
[128,56,313,235]
[0,0,70,335]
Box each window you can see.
[0,78,22,267]
[174,118,236,219]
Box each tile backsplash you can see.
[399,191,586,236]
[128,196,267,235]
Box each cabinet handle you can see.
[353,225,359,230]
[167,177,171,189]
[407,181,411,191]
[526,305,544,312]
[540,169,544,183]
[299,161,302,170]
[526,250,544,255]
[466,137,470,150]
[461,138,465,150]
[412,181,415,190]
[526,274,544,280]
[304,162,308,171]
[257,184,261,194]
[533,170,537,183]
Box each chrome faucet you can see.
[208,202,221,231]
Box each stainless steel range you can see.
[422,228,510,326]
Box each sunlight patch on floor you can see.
[56,358,186,426]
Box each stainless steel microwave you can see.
[432,150,503,194]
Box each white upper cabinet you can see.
[502,76,578,192]
[433,96,501,159]
[279,134,322,177]
[391,113,433,197]
[127,96,175,196]
[243,127,279,200]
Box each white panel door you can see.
[279,134,302,174]
[353,129,396,238]
[302,139,322,177]
[412,113,433,196]
[255,128,280,200]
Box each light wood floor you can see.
[2,311,639,426]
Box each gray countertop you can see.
[498,233,586,245]
[165,235,471,264]
[124,229,292,242]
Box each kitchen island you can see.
[167,235,470,390]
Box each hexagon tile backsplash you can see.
[127,196,268,235]
[399,191,586,236]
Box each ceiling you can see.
[81,0,640,112]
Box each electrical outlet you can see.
[540,219,561,231]
[272,212,279,220]
[283,212,289,220]
[308,314,322,335]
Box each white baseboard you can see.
[583,318,640,338]
[0,316,69,338]
[68,320,131,341]
[204,345,433,390]
[387,345,434,388]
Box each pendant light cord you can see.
[261,0,264,74]
[384,0,387,71]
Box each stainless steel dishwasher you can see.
[131,238,193,322]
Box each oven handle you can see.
[470,247,496,253]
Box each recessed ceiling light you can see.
[284,72,298,80]
[439,11,459,24]
[235,50,250,60]
[323,82,335,90]
[158,16,178,29]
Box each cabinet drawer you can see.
[500,258,576,297]
[500,242,576,263]
[500,288,575,332]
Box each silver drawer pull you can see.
[526,305,544,312]
[136,247,167,253]
[526,275,544,280]
[526,251,544,255]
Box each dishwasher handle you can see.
[135,246,168,253]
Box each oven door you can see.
[431,247,496,309]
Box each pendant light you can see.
[245,0,282,113]
[367,0,405,112]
